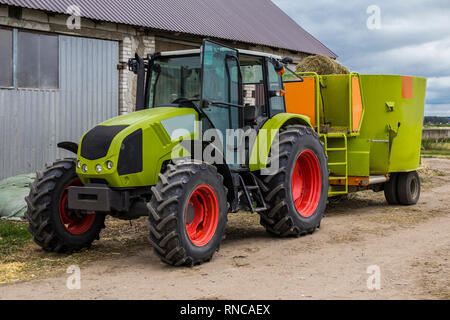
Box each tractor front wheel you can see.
[25,159,105,253]
[147,161,228,266]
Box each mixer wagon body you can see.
[284,72,427,195]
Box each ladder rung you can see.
[327,148,347,151]
[329,191,348,195]
[328,162,347,166]
[326,133,347,138]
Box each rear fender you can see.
[249,113,313,172]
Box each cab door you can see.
[265,59,286,117]
[201,40,243,168]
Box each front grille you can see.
[118,129,143,176]
[81,125,128,160]
[89,179,109,185]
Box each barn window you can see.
[17,31,59,89]
[0,29,59,90]
[0,28,13,87]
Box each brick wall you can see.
[119,34,156,114]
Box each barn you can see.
[0,0,336,179]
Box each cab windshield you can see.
[148,55,201,108]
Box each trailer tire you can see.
[384,173,399,205]
[148,161,228,266]
[397,171,421,205]
[25,159,105,254]
[257,125,329,237]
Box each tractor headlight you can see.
[106,161,114,170]
[82,164,88,173]
[77,161,81,169]
[95,164,103,173]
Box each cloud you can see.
[425,104,450,117]
[273,0,450,116]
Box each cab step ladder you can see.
[238,173,268,213]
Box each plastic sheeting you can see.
[0,174,35,221]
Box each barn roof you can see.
[0,0,337,58]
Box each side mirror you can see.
[272,59,286,76]
[201,100,212,109]
[269,90,285,98]
[282,57,294,65]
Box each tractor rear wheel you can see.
[25,159,105,253]
[258,125,329,237]
[397,171,421,205]
[147,161,228,266]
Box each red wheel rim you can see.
[185,185,219,247]
[291,150,322,218]
[59,179,96,235]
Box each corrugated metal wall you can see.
[0,35,119,179]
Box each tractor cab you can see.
[129,40,303,169]
[134,43,298,124]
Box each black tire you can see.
[257,125,329,237]
[384,173,399,205]
[147,160,228,266]
[25,159,105,253]
[397,171,421,205]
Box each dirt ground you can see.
[0,158,449,300]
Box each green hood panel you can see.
[76,107,198,188]
[100,107,189,126]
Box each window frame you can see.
[148,53,202,108]
[0,27,60,91]
[264,58,286,117]
[0,26,14,89]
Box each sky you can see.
[273,0,450,116]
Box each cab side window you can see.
[267,61,285,113]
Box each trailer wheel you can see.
[148,161,228,266]
[258,125,329,237]
[25,159,105,253]
[397,171,421,205]
[384,173,399,205]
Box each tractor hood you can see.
[76,107,198,188]
[100,107,185,126]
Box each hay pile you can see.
[295,55,350,75]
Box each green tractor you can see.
[25,40,426,266]
[25,40,328,266]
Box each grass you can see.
[0,222,33,258]
[0,218,150,285]
[421,139,450,158]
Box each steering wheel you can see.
[172,98,199,108]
